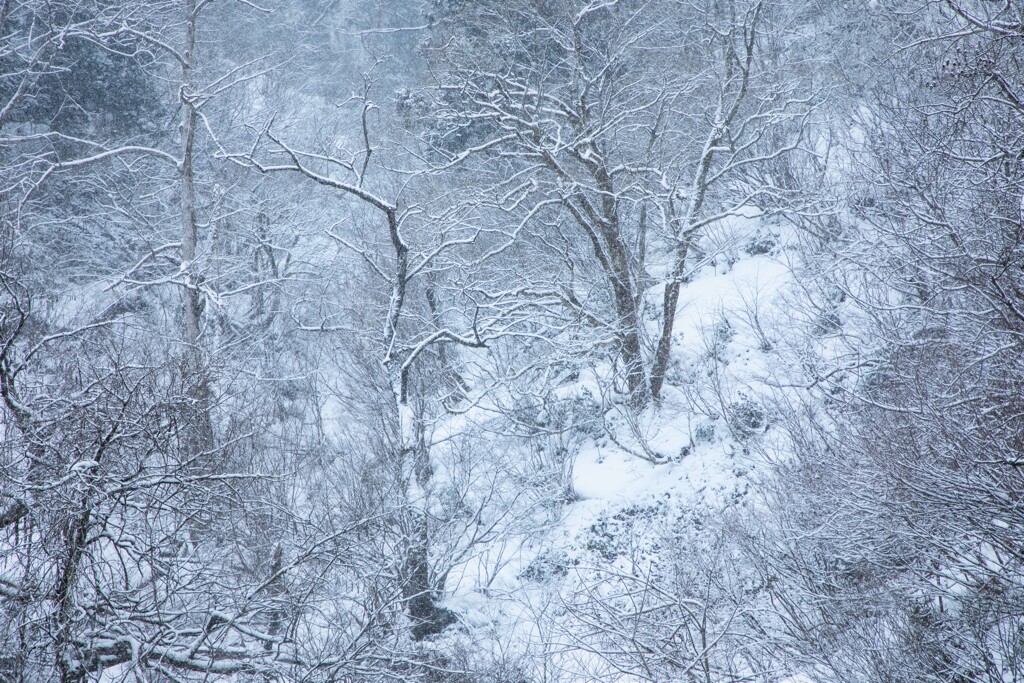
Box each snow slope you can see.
[437,212,806,679]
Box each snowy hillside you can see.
[2,1,1022,682]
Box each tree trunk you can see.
[179,0,215,533]
[610,277,648,405]
[396,397,456,641]
[650,235,692,400]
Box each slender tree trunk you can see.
[651,15,759,400]
[179,0,213,469]
[379,206,454,640]
[53,427,116,682]
[181,0,199,363]
[649,284,680,401]
[650,234,692,401]
[54,505,90,683]
[650,107,727,401]
[264,544,285,651]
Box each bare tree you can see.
[425,0,813,407]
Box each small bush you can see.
[519,551,570,583]
[744,228,779,256]
[693,421,716,443]
[727,395,766,438]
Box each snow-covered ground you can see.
[435,212,807,677]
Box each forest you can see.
[1,0,1022,681]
